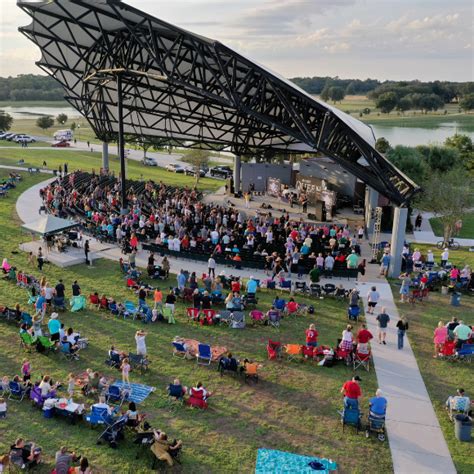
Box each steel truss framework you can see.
[18,0,419,205]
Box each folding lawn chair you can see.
[249,310,265,325]
[97,415,128,448]
[294,281,308,294]
[310,284,321,297]
[285,344,303,362]
[267,339,282,360]
[347,306,360,322]
[438,340,456,360]
[37,335,56,354]
[19,332,36,352]
[218,310,232,325]
[267,310,281,328]
[196,343,212,365]
[172,341,187,358]
[242,363,259,383]
[70,295,86,312]
[273,298,286,312]
[366,413,386,441]
[186,307,200,323]
[323,283,336,296]
[339,406,362,433]
[105,384,128,407]
[457,343,474,362]
[53,296,66,311]
[61,342,79,361]
[163,306,176,324]
[124,301,139,320]
[353,349,371,372]
[229,311,245,329]
[202,309,216,325]
[105,352,122,368]
[85,406,114,427]
[8,381,26,401]
[129,352,150,373]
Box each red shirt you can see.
[231,281,241,292]
[287,301,298,313]
[305,329,318,343]
[342,381,361,399]
[357,329,373,344]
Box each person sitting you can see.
[61,336,80,359]
[218,352,238,374]
[225,292,242,311]
[92,396,112,415]
[150,430,182,467]
[340,375,362,409]
[38,375,58,398]
[55,446,80,474]
[285,298,299,315]
[9,438,42,469]
[89,292,100,308]
[339,325,354,351]
[168,379,187,401]
[446,388,471,418]
[124,401,144,428]
[369,389,388,419]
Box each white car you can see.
[142,157,157,166]
[165,163,185,173]
[14,134,36,143]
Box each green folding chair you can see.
[163,307,176,324]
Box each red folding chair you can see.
[202,309,216,325]
[267,339,282,360]
[249,310,265,325]
[186,307,200,323]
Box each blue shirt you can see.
[177,273,186,287]
[48,318,61,335]
[35,295,45,310]
[247,279,258,294]
[370,396,387,415]
[382,255,391,266]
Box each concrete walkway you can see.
[356,248,456,474]
[12,174,457,474]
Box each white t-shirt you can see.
[441,250,449,260]
[342,330,353,342]
[367,290,380,303]
[44,287,55,299]
[208,258,216,269]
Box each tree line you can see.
[0,74,64,101]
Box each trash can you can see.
[441,286,448,295]
[450,292,461,306]
[454,415,472,441]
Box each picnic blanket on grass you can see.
[112,380,155,404]
[255,449,337,474]
[184,338,227,361]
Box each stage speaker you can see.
[314,201,325,221]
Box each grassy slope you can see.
[0,172,391,473]
[0,148,222,192]
[410,243,474,269]
[391,285,474,473]
[429,214,474,240]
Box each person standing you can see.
[340,375,362,409]
[376,307,390,345]
[415,213,422,231]
[357,225,364,241]
[135,330,147,357]
[84,240,90,265]
[396,317,409,350]
[208,256,216,278]
[379,252,391,277]
[441,247,449,268]
[72,280,81,296]
[37,247,44,271]
[399,273,411,303]
[153,287,163,311]
[366,286,380,314]
[121,358,131,386]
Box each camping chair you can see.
[366,413,386,441]
[105,385,128,407]
[229,311,245,329]
[196,343,212,365]
[97,415,128,448]
[21,312,32,326]
[322,283,336,296]
[37,335,56,354]
[8,381,26,402]
[268,310,281,328]
[278,280,292,292]
[172,341,187,358]
[285,344,303,362]
[85,406,114,427]
[187,388,208,409]
[124,301,139,320]
[438,340,456,360]
[243,293,258,307]
[53,296,66,311]
[129,352,150,374]
[202,309,216,325]
[180,288,194,303]
[273,298,286,312]
[168,383,185,403]
[163,307,176,324]
[186,307,200,323]
[310,283,321,297]
[347,306,360,322]
[70,295,86,312]
[339,406,362,433]
[353,349,371,372]
[19,332,36,352]
[89,293,100,309]
[267,340,282,360]
[242,363,259,383]
[61,342,79,360]
[105,352,122,368]
[294,281,308,294]
[218,310,232,325]
[249,310,265,326]
[457,343,474,362]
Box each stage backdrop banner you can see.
[267,177,281,197]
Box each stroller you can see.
[97,415,128,448]
[366,412,386,441]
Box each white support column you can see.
[388,206,408,278]
[366,187,379,235]
[102,141,109,171]
[233,154,241,195]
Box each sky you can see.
[0,0,473,81]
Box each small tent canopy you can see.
[22,215,79,237]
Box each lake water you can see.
[2,105,473,146]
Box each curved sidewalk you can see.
[356,254,456,474]
[15,176,457,473]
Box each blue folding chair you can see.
[8,381,26,402]
[124,300,139,320]
[172,341,187,358]
[105,385,128,407]
[273,298,286,311]
[85,406,113,427]
[196,343,212,365]
[347,306,360,321]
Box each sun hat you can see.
[51,312,58,319]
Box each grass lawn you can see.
[0,148,222,192]
[429,213,474,240]
[408,243,474,269]
[391,285,474,473]
[0,171,392,473]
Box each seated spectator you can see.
[445,388,471,417]
[1,258,11,274]
[168,379,187,401]
[151,430,182,467]
[125,401,144,427]
[340,375,362,409]
[190,382,212,401]
[218,352,238,374]
[0,396,6,418]
[286,298,299,315]
[9,438,42,469]
[340,325,354,351]
[61,336,80,359]
[38,375,58,398]
[55,446,80,474]
[369,389,388,418]
[92,396,112,415]
[225,292,242,311]
[453,320,472,349]
[75,457,92,474]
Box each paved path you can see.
[12,173,457,474]
[356,245,456,474]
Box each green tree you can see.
[0,111,13,131]
[56,113,68,125]
[396,97,412,113]
[70,122,76,131]
[375,137,391,154]
[459,93,474,111]
[386,145,427,184]
[415,167,474,240]
[419,94,444,113]
[375,92,398,113]
[36,115,54,130]
[320,80,332,101]
[345,81,356,95]
[445,134,474,173]
[181,149,211,183]
[416,145,460,173]
[328,86,345,103]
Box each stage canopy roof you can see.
[18,0,419,205]
[22,214,79,237]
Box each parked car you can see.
[142,157,157,166]
[14,135,36,143]
[0,132,9,140]
[5,133,19,141]
[51,140,70,147]
[185,167,207,177]
[165,163,185,173]
[210,166,233,179]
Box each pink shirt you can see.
[434,327,448,344]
